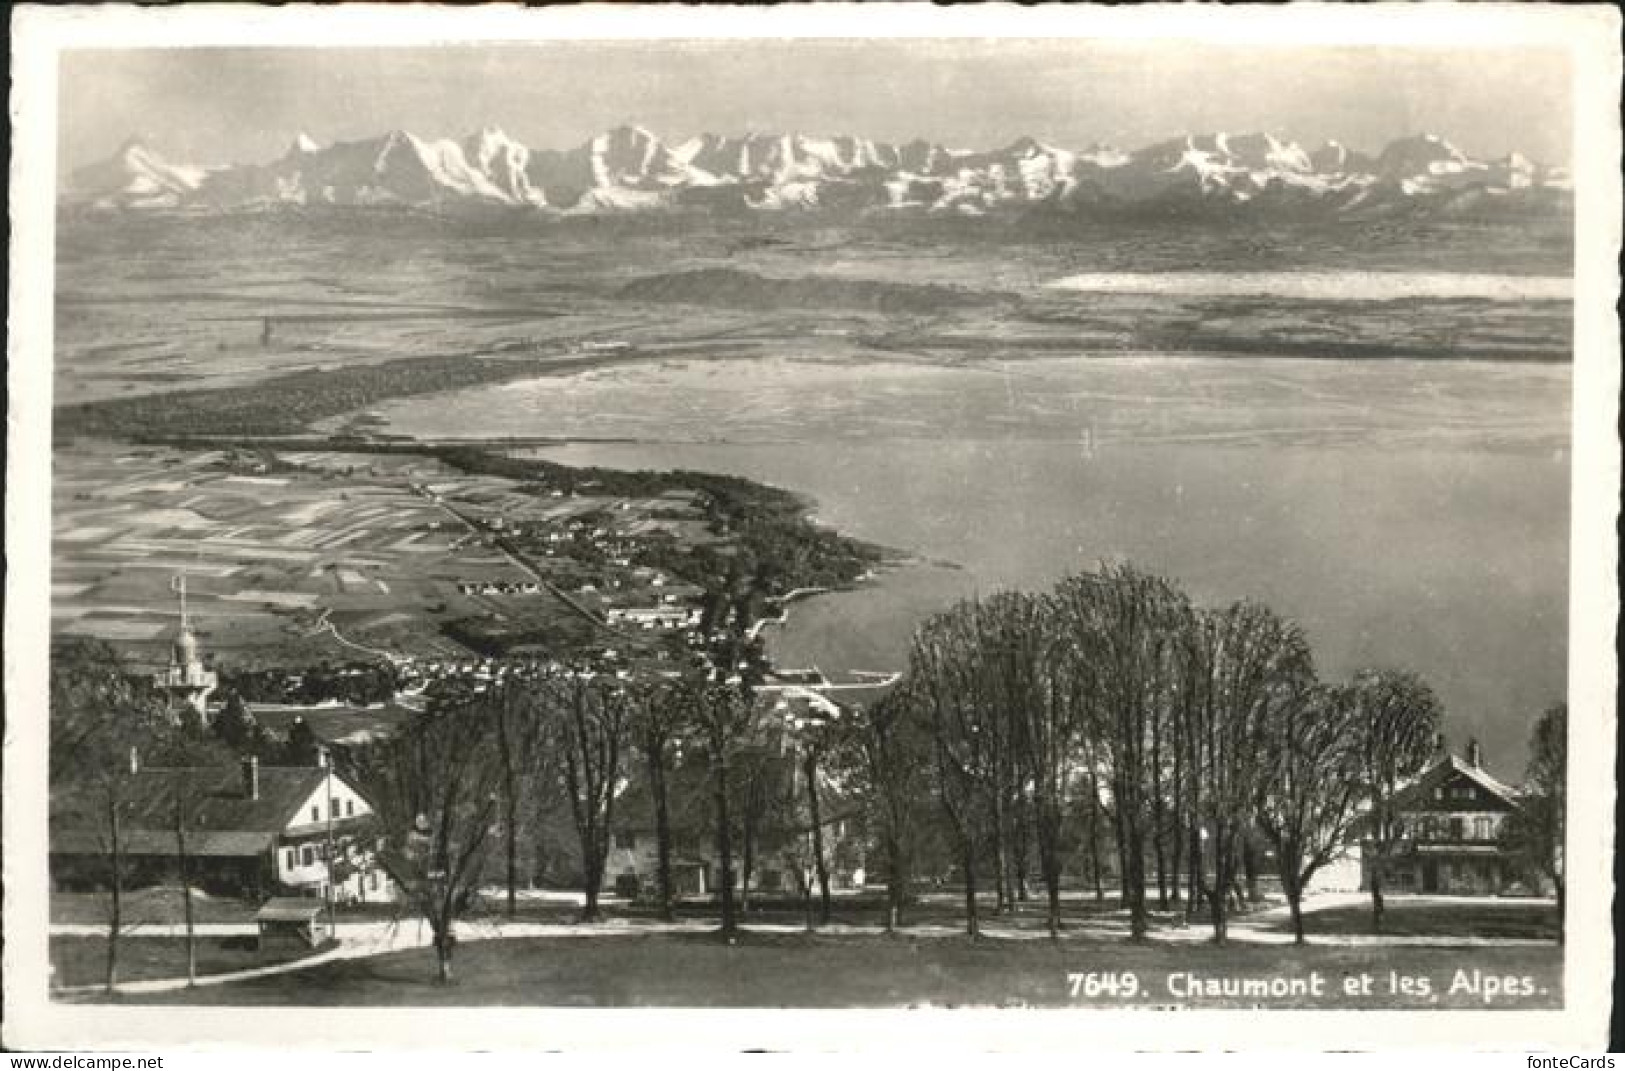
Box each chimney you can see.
[315,745,330,769]
[241,755,260,800]
[128,746,140,775]
[1467,738,1483,769]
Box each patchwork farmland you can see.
[50,440,711,671]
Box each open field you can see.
[75,930,1561,1009]
[49,934,327,989]
[49,440,637,667]
[1260,900,1559,941]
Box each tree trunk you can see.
[1287,882,1306,945]
[1186,826,1204,923]
[801,857,815,932]
[804,751,831,925]
[582,869,602,922]
[1151,715,1168,911]
[505,787,519,919]
[650,753,675,921]
[991,793,1010,914]
[1011,796,1031,904]
[1043,840,1062,939]
[1114,807,1131,911]
[1555,879,1565,945]
[885,827,906,931]
[1154,826,1169,912]
[1036,800,1062,938]
[1127,831,1148,941]
[105,795,122,996]
[177,812,196,986]
[1242,837,1261,905]
[1087,775,1106,903]
[1170,728,1185,908]
[1118,779,1148,940]
[434,927,454,984]
[1167,822,1182,910]
[1369,868,1385,934]
[715,767,737,935]
[962,842,980,938]
[1209,827,1229,945]
[740,812,756,916]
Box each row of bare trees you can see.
[897,564,1445,944]
[343,641,805,981]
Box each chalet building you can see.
[603,689,866,900]
[50,755,396,904]
[1361,741,1535,896]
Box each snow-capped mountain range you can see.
[64,125,1572,218]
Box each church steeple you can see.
[158,573,217,722]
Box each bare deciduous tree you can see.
[1053,566,1187,942]
[50,639,176,994]
[631,681,689,921]
[351,700,503,983]
[911,602,1000,937]
[1255,680,1365,944]
[847,686,931,931]
[1500,702,1567,941]
[1175,601,1312,944]
[1348,668,1444,933]
[481,679,552,918]
[687,675,761,936]
[551,672,632,922]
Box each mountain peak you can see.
[65,124,1568,218]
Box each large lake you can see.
[373,353,1571,770]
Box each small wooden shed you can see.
[255,897,331,951]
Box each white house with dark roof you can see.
[1361,741,1539,896]
[50,756,396,904]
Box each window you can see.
[312,805,321,823]
[369,871,380,891]
[1449,817,1465,841]
[286,848,297,871]
[302,845,315,867]
[346,800,355,818]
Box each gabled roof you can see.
[1391,753,1522,811]
[256,897,327,922]
[51,765,340,841]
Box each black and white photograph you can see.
[4,2,1618,1051]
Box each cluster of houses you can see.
[455,579,542,596]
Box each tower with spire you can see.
[157,574,218,722]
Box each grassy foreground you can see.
[50,934,328,989]
[75,931,1562,1010]
[1262,900,1558,941]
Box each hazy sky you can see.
[59,41,1573,169]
